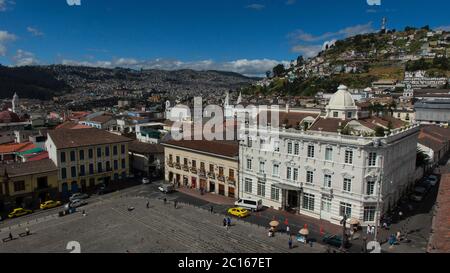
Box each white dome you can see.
[328,85,356,108]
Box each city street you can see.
[0,176,439,253]
[0,185,326,253]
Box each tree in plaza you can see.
[416,149,430,168]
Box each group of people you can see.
[366,225,376,235]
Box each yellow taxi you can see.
[8,208,33,219]
[40,200,62,210]
[227,207,250,218]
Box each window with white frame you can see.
[273,164,280,177]
[307,145,315,158]
[271,186,280,201]
[287,142,293,154]
[339,202,352,217]
[325,147,333,161]
[324,174,332,188]
[306,171,314,184]
[367,180,376,195]
[302,193,315,211]
[368,152,377,167]
[293,168,299,181]
[246,159,252,170]
[343,178,352,192]
[321,197,332,213]
[259,161,265,174]
[364,206,376,222]
[244,178,252,193]
[274,141,280,152]
[257,179,265,197]
[287,167,292,180]
[345,150,353,165]
[294,143,300,155]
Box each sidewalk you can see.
[176,187,236,206]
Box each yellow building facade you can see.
[163,140,239,199]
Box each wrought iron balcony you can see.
[190,167,198,174]
[182,165,190,172]
[227,177,236,185]
[208,172,216,179]
[198,169,207,178]
[217,175,226,182]
[167,161,174,168]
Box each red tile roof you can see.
[0,142,35,154]
[26,152,49,162]
[429,173,450,253]
[309,118,349,133]
[163,139,239,159]
[258,111,320,128]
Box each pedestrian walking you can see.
[223,218,227,227]
[146,201,150,209]
[227,217,231,227]
[82,210,86,217]
[163,198,167,205]
[286,225,290,235]
[174,200,178,209]
[26,228,30,236]
[367,225,371,234]
[288,236,293,249]
[396,231,402,242]
[9,232,13,241]
[210,205,214,214]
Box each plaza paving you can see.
[0,195,326,253]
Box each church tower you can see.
[12,92,19,113]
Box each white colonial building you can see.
[238,85,419,226]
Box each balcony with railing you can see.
[190,167,198,174]
[182,165,190,172]
[208,172,216,179]
[198,169,207,178]
[227,176,236,186]
[175,163,181,170]
[217,175,226,182]
[167,161,174,168]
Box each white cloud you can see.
[0,30,17,56]
[291,45,323,58]
[27,27,44,37]
[0,0,14,12]
[290,22,375,43]
[289,22,375,58]
[13,49,39,66]
[435,25,450,32]
[246,4,265,10]
[59,58,288,77]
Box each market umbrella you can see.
[348,218,360,225]
[269,221,280,227]
[299,228,309,236]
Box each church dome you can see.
[328,85,356,109]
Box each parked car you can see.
[8,208,33,219]
[425,175,439,187]
[142,178,151,185]
[234,198,263,212]
[64,199,88,210]
[69,193,89,202]
[228,207,250,218]
[410,186,427,202]
[322,234,350,248]
[158,184,175,194]
[40,200,62,210]
[417,181,432,192]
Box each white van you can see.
[234,198,263,212]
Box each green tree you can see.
[416,149,430,168]
[273,64,286,78]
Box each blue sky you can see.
[0,0,449,76]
